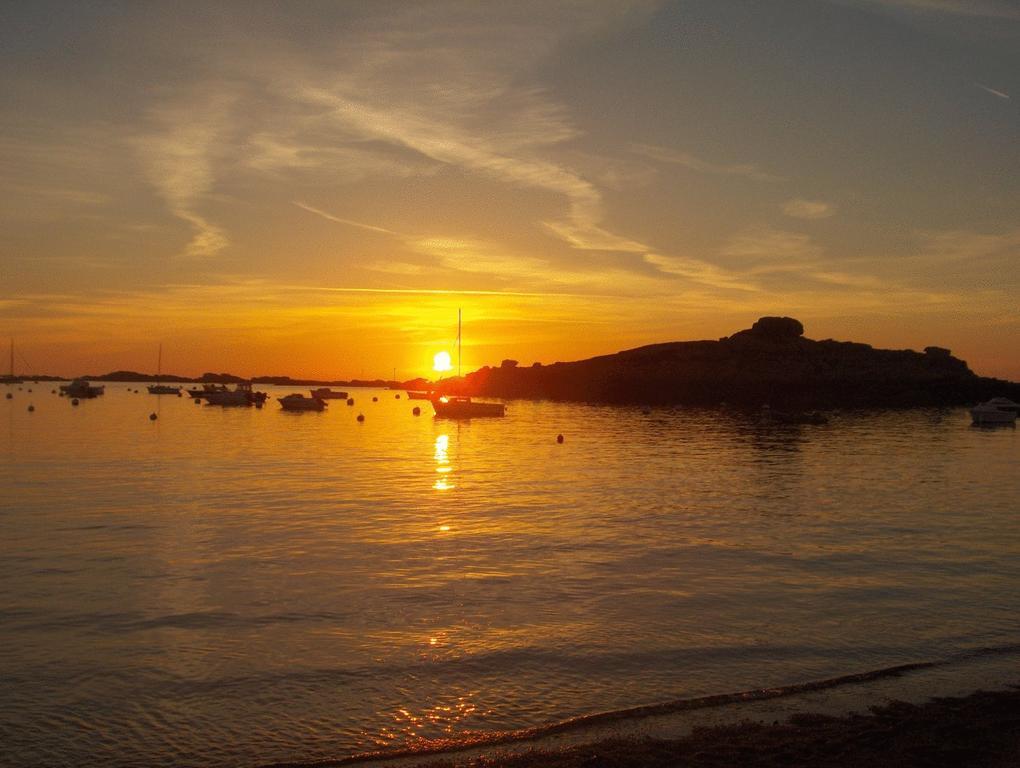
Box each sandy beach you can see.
[411,686,1020,768]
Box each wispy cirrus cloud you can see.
[845,0,1020,19]
[976,83,1011,100]
[782,198,836,220]
[133,89,235,258]
[631,143,784,183]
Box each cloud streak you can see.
[293,201,396,235]
[631,143,784,183]
[976,83,1011,100]
[133,90,234,258]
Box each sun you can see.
[433,351,452,373]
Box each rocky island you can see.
[439,317,1020,409]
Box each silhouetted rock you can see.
[435,317,1020,409]
[750,316,804,338]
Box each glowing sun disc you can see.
[433,351,452,372]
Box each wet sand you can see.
[412,686,1020,768]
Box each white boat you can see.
[279,393,326,411]
[431,395,505,418]
[970,402,1017,425]
[147,344,181,395]
[205,382,268,407]
[310,388,348,399]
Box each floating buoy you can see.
[356,413,365,422]
[27,405,35,412]
[346,398,354,406]
[51,389,56,394]
[149,412,157,421]
[395,394,401,399]
[27,389,32,393]
[412,406,421,416]
[4,393,10,400]
[372,396,378,402]
[71,398,79,406]
[557,434,564,444]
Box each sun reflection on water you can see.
[433,433,454,491]
[370,695,489,748]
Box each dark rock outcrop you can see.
[437,318,1019,408]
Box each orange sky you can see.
[2,1,1018,380]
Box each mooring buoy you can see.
[27,405,35,412]
[356,413,365,422]
[412,406,421,416]
[557,434,564,443]
[71,398,79,406]
[347,398,354,406]
[149,412,157,421]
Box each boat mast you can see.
[157,343,162,383]
[9,338,13,379]
[457,308,462,378]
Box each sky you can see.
[1,0,1017,380]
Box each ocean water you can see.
[1,384,1018,767]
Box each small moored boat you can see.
[187,383,229,399]
[60,379,105,398]
[205,382,268,407]
[970,401,1018,425]
[279,393,327,411]
[310,388,348,400]
[431,395,505,418]
[147,384,182,395]
[983,397,1020,414]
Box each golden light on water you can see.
[433,433,454,491]
[433,351,453,373]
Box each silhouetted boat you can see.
[187,383,228,399]
[983,397,1020,413]
[970,401,1018,425]
[60,379,105,398]
[279,393,326,411]
[147,345,181,395]
[2,338,23,385]
[406,391,433,400]
[431,395,505,418]
[309,388,348,399]
[205,382,268,407]
[429,310,506,418]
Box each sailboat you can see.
[431,309,506,418]
[147,344,182,395]
[2,339,23,385]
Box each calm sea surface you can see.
[1,384,1018,766]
